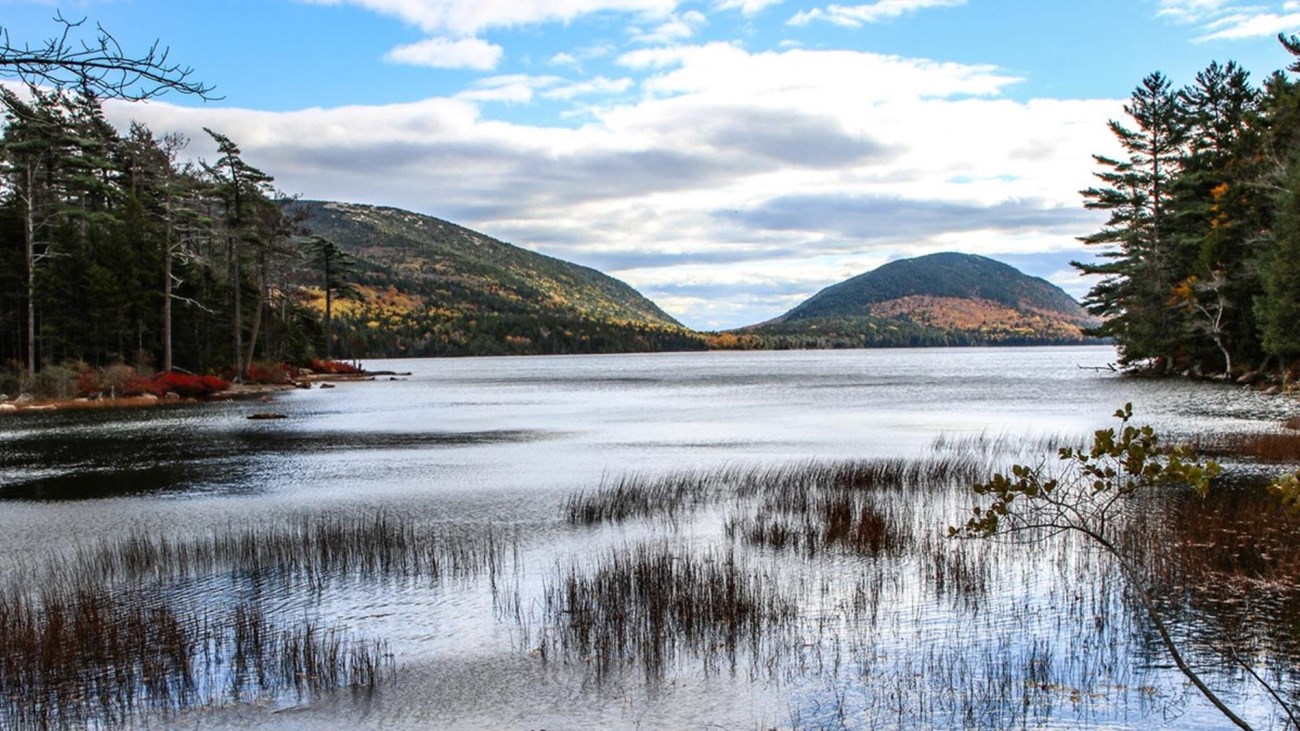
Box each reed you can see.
[539,544,796,681]
[565,456,988,527]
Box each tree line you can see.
[1077,35,1300,378]
[0,86,339,384]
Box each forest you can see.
[0,85,335,395]
[1077,35,1300,378]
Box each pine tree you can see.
[1074,73,1189,369]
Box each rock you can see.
[260,395,274,403]
[0,394,8,402]
[140,393,159,403]
[299,368,315,376]
[320,383,336,389]
[295,381,312,390]
[0,404,16,413]
[248,412,288,420]
[1238,371,1263,385]
[15,393,34,404]
[1263,385,1283,396]
[165,391,181,401]
[184,397,198,404]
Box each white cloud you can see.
[1197,10,1300,40]
[629,10,708,44]
[455,74,564,103]
[297,0,680,35]
[1155,0,1300,40]
[789,0,965,27]
[384,36,504,69]
[542,76,635,100]
[715,0,785,15]
[105,45,1118,329]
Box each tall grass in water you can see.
[565,456,987,527]
[0,580,393,728]
[539,544,796,682]
[78,513,507,586]
[0,512,507,728]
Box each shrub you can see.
[309,358,364,375]
[154,372,230,399]
[243,362,296,385]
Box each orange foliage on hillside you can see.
[869,296,1086,340]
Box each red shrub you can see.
[310,358,364,375]
[120,374,162,397]
[154,372,230,399]
[244,362,296,385]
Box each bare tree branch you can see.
[0,13,217,101]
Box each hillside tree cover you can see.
[1075,36,1300,377]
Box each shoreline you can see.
[0,372,407,416]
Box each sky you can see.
[3,0,1300,330]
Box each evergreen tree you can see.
[1074,73,1188,368]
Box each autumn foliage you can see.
[309,358,365,375]
[76,367,230,399]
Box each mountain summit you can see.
[744,252,1094,347]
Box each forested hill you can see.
[733,253,1095,348]
[290,201,701,357]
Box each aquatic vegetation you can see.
[0,512,511,729]
[537,544,796,682]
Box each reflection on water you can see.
[0,346,1296,729]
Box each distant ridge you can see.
[740,252,1095,348]
[290,201,702,357]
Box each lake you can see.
[1,345,1295,729]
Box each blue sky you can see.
[4,0,1300,329]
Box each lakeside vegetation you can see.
[1074,36,1300,380]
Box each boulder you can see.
[248,412,288,420]
[164,391,181,401]
[15,393,34,404]
[0,404,16,413]
[320,383,336,389]
[295,381,312,390]
[140,393,159,403]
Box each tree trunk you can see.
[24,163,37,376]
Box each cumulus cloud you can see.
[384,36,504,69]
[789,0,966,27]
[104,45,1118,329]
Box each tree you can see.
[949,405,1291,730]
[1255,37,1300,369]
[0,13,214,101]
[304,235,357,360]
[1074,73,1189,368]
[202,129,273,381]
[0,86,78,373]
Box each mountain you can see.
[737,252,1096,348]
[290,201,702,357]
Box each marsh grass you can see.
[1185,429,1300,463]
[538,544,796,682]
[565,456,988,528]
[0,512,507,728]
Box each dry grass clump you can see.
[1184,430,1300,463]
[540,545,795,680]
